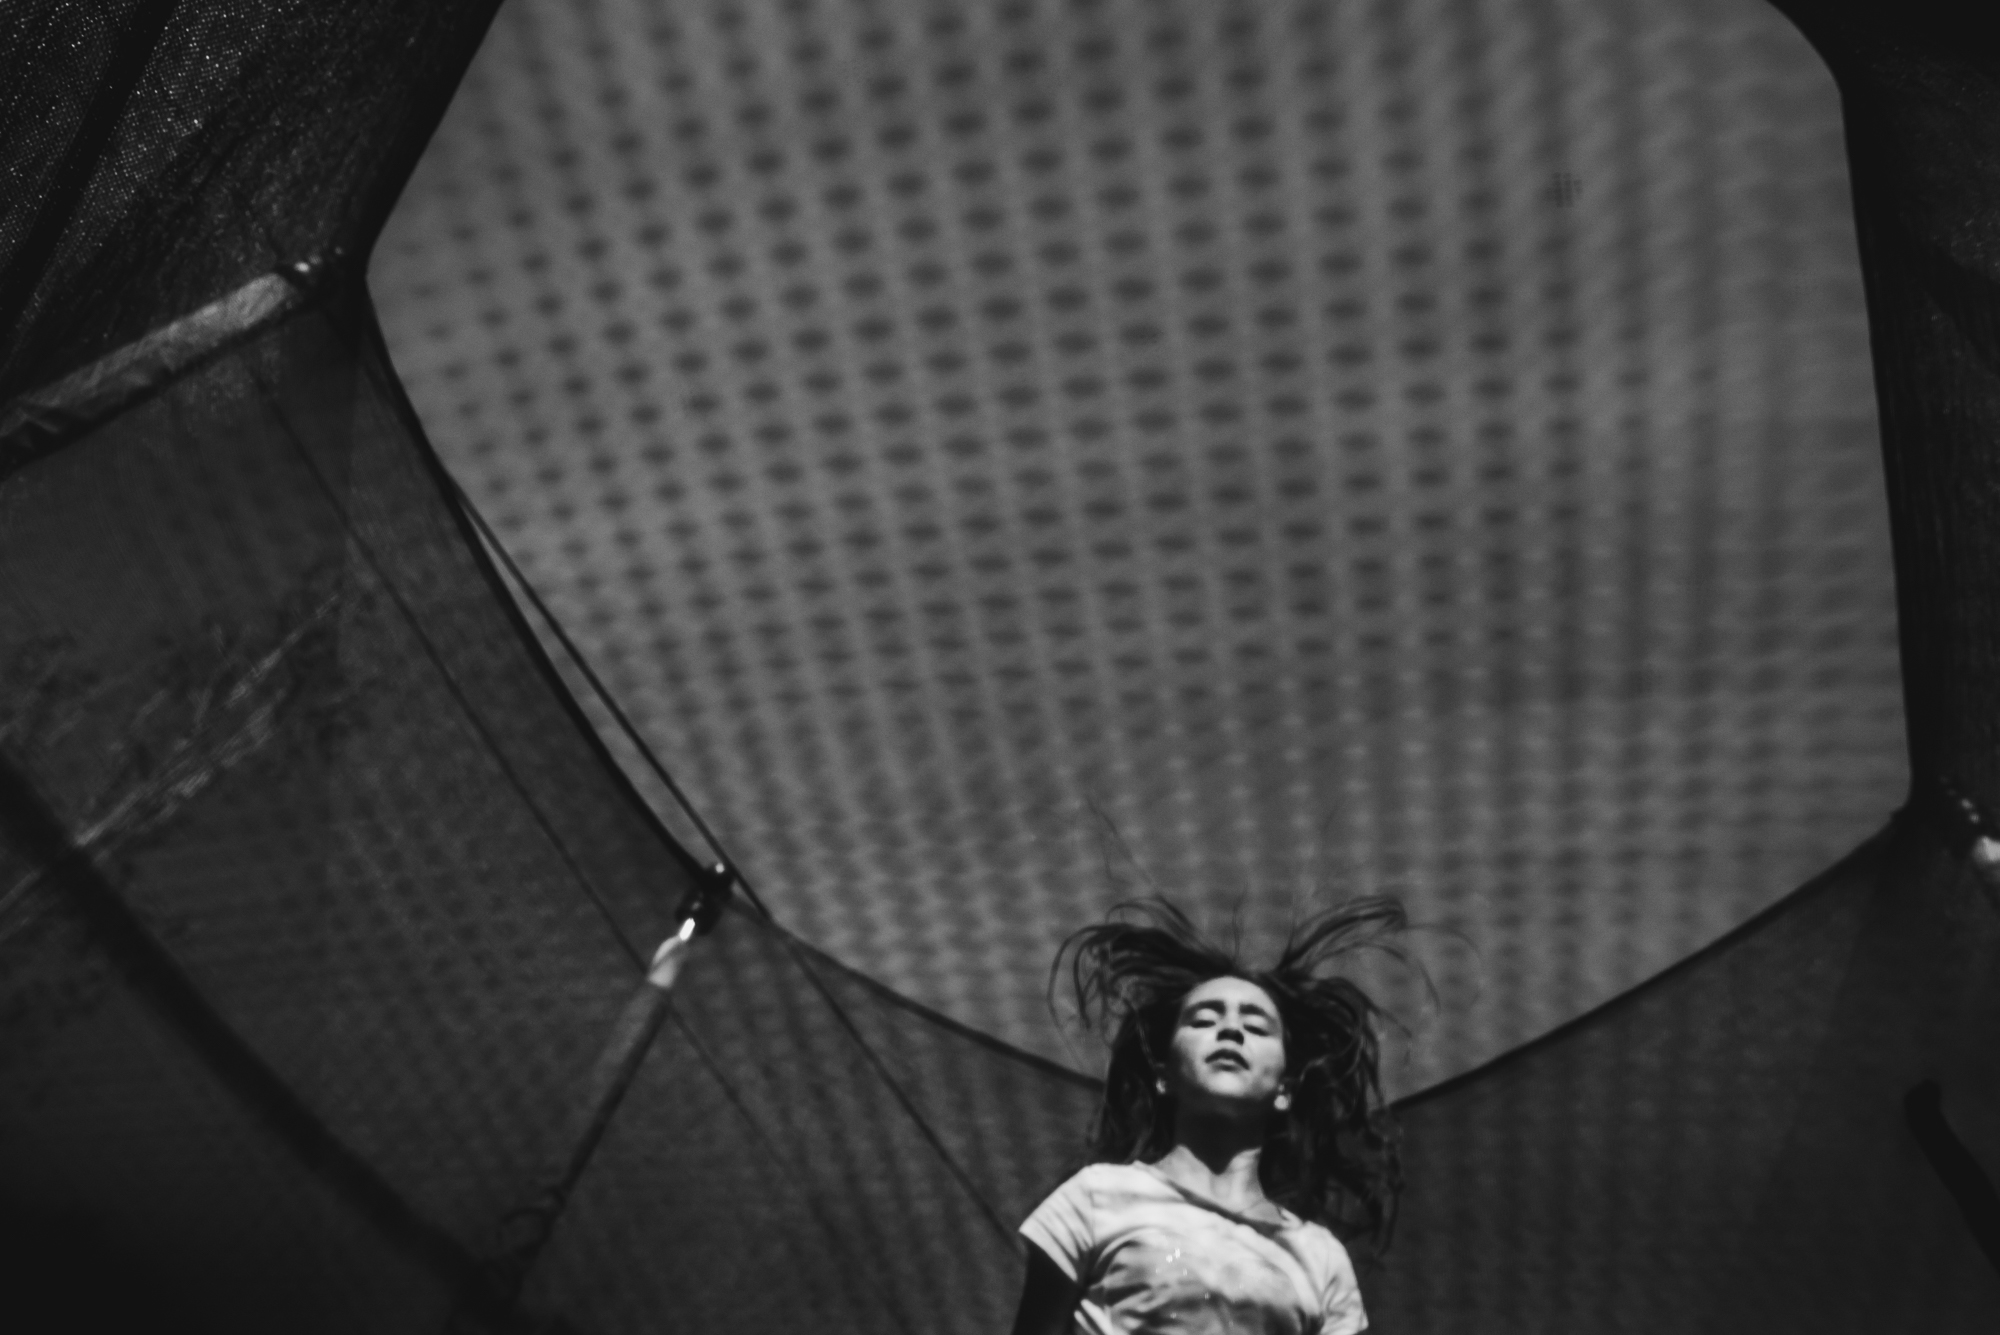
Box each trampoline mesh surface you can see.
[373,0,1907,1089]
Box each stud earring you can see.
[1155,1079,1167,1095]
[1273,1092,1291,1111]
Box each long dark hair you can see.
[1049,895,1411,1251]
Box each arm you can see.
[1009,1242,1083,1335]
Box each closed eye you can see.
[1187,1008,1273,1036]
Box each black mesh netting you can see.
[0,271,1103,1332]
[3,1,1999,1333]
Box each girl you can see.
[1012,897,1407,1334]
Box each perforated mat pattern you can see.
[374,0,1906,1091]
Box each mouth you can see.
[1206,1052,1248,1072]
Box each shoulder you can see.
[1286,1221,1366,1331]
[1289,1218,1360,1288]
[1054,1160,1166,1199]
[1078,1160,1161,1188]
[1031,1161,1179,1222]
[1021,1162,1169,1277]
[1029,1162,1138,1218]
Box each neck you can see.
[1155,1113,1270,1213]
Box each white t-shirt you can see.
[1018,1161,1368,1335]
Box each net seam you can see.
[665,1006,929,1335]
[246,355,650,975]
[447,475,1028,1252]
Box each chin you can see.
[1192,1075,1276,1105]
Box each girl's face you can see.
[1167,976,1288,1113]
